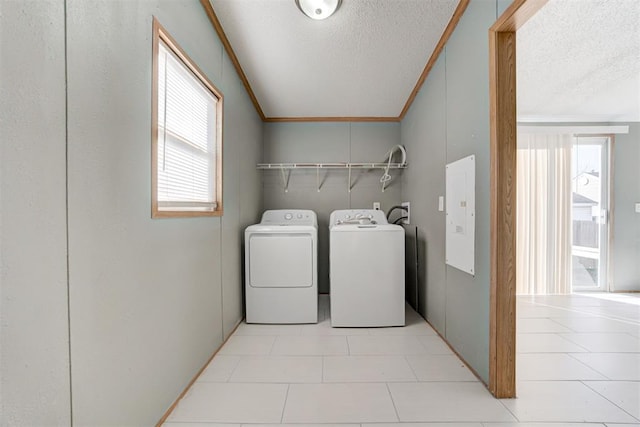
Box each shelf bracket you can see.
[316,166,321,192]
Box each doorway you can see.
[488,0,549,398]
[489,0,629,398]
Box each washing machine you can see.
[329,209,405,327]
[245,209,318,324]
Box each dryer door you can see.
[248,233,313,288]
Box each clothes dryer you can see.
[245,210,318,324]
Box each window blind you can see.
[157,40,217,211]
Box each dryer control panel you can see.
[260,209,318,227]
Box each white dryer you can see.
[329,209,405,327]
[245,210,318,324]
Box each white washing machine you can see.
[329,209,405,327]
[245,209,318,324]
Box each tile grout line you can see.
[580,380,640,422]
[495,393,521,423]
[224,355,243,383]
[402,354,420,382]
[63,0,74,424]
[267,334,277,355]
[553,331,611,353]
[546,316,581,333]
[563,352,614,381]
[279,383,290,423]
[524,330,592,354]
[384,382,401,422]
[530,301,640,325]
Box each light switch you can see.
[438,196,444,212]
[635,203,640,213]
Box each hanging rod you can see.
[256,162,407,170]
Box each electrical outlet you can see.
[635,202,640,213]
[402,201,410,224]
[373,202,381,210]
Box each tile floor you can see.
[164,293,640,426]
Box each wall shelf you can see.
[256,162,407,170]
[257,145,408,193]
[257,162,407,193]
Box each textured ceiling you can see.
[517,0,640,122]
[209,0,460,119]
[208,0,640,122]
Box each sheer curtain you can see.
[517,133,573,295]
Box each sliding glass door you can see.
[571,136,610,291]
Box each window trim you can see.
[152,17,223,218]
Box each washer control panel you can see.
[330,209,388,226]
[261,209,317,227]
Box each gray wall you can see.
[400,0,510,383]
[612,122,640,291]
[262,122,403,293]
[1,0,262,425]
[0,1,71,424]
[400,55,447,330]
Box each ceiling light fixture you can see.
[295,0,342,20]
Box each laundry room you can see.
[3,0,640,425]
[261,121,404,294]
